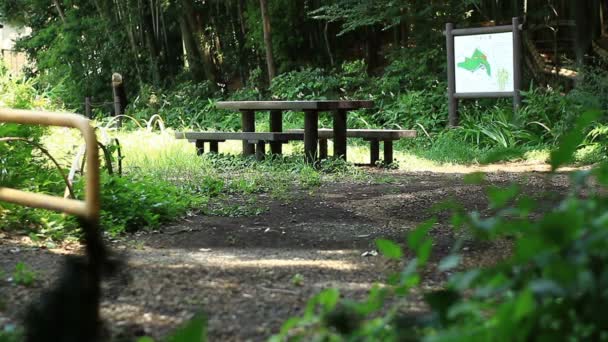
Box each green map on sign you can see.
[457,48,491,76]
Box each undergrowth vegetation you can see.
[120,51,608,165]
[2,48,607,241]
[269,111,608,341]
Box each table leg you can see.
[370,139,380,166]
[304,110,318,163]
[384,141,394,165]
[333,109,347,160]
[319,139,328,160]
[195,140,205,156]
[256,141,266,161]
[209,141,219,153]
[241,110,255,156]
[269,110,283,155]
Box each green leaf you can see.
[463,172,485,184]
[318,288,340,311]
[438,255,461,271]
[550,110,601,170]
[166,313,207,342]
[514,289,535,320]
[417,239,433,266]
[278,317,301,336]
[137,338,155,342]
[407,219,435,250]
[376,239,403,260]
[487,185,519,209]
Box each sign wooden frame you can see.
[445,17,523,126]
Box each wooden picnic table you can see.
[215,100,374,162]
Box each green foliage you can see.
[291,273,305,287]
[550,110,601,170]
[137,313,207,342]
[418,130,482,164]
[128,82,222,129]
[375,239,403,260]
[75,173,199,236]
[0,326,23,342]
[166,314,207,342]
[274,111,608,341]
[270,67,339,100]
[11,262,37,287]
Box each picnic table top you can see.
[288,128,417,140]
[175,131,304,142]
[216,100,374,111]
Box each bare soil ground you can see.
[0,163,571,341]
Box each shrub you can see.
[270,67,339,100]
[272,111,608,341]
[74,173,200,236]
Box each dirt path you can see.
[0,166,570,341]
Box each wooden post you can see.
[113,95,122,128]
[446,23,458,127]
[304,110,318,163]
[370,140,380,166]
[84,97,92,119]
[512,17,523,112]
[209,141,219,153]
[195,140,205,156]
[333,109,347,160]
[241,110,255,156]
[384,141,394,165]
[255,141,266,161]
[111,73,127,128]
[269,109,283,154]
[319,139,328,160]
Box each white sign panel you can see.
[0,23,31,50]
[454,32,514,93]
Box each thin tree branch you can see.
[0,137,75,199]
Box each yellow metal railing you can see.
[0,108,100,221]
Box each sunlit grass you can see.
[41,126,560,181]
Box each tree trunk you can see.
[365,26,379,74]
[179,14,206,82]
[52,0,66,23]
[573,1,593,65]
[179,0,219,86]
[142,0,161,85]
[324,22,334,66]
[259,0,276,82]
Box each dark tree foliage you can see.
[0,0,603,107]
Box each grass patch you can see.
[8,123,589,240]
[10,127,372,239]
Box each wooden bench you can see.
[289,129,416,165]
[175,132,304,160]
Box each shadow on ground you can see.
[0,169,569,341]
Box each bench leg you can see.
[383,141,393,165]
[370,139,380,166]
[270,110,283,155]
[255,141,266,161]
[242,110,255,156]
[333,109,347,161]
[319,139,328,160]
[209,141,219,153]
[195,140,205,156]
[304,110,319,163]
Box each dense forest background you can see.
[2,3,608,340]
[1,0,607,162]
[1,0,605,104]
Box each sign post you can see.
[445,17,522,127]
